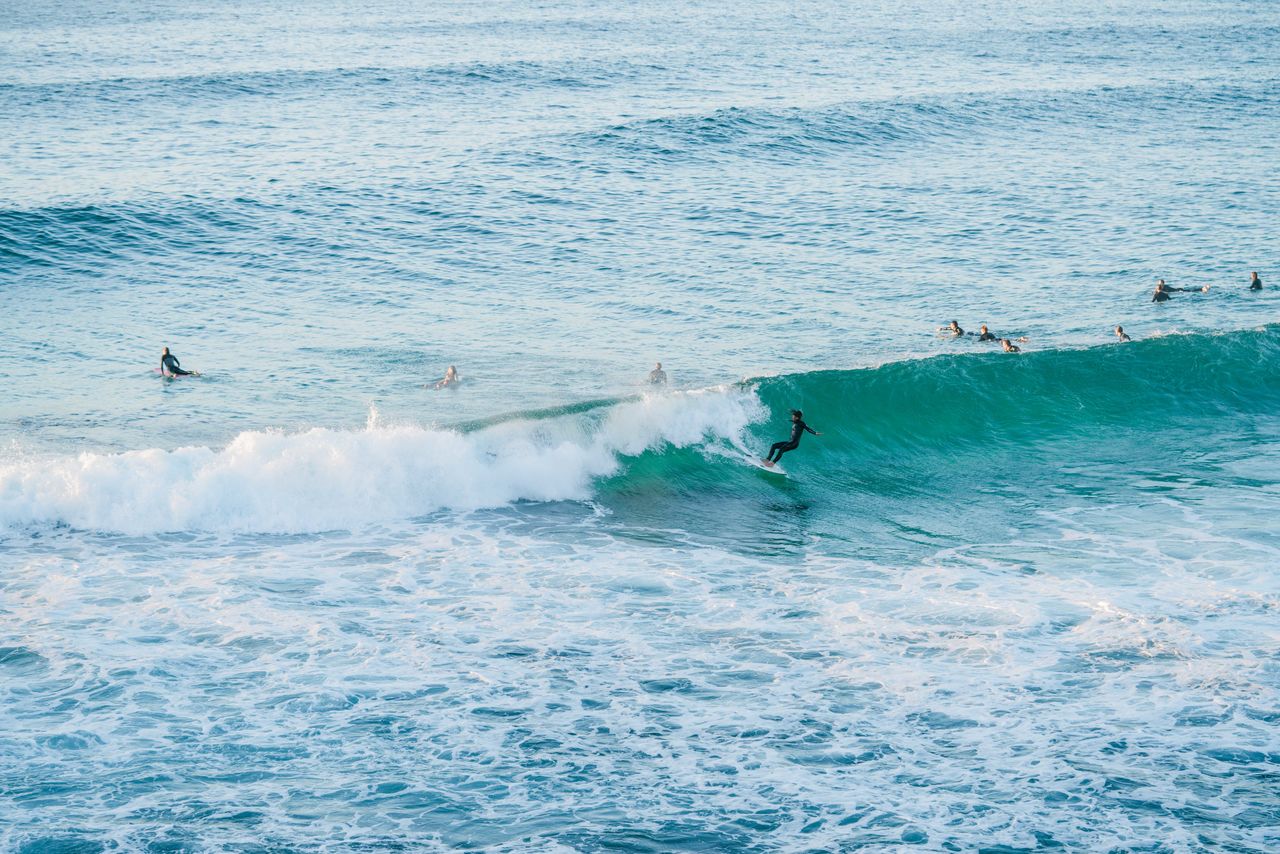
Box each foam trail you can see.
[0,388,763,535]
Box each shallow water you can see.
[3,0,1279,850]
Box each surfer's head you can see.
[980,325,989,334]
[162,347,170,355]
[791,410,802,421]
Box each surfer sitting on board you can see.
[434,365,460,389]
[763,410,821,467]
[160,347,196,377]
[648,362,668,385]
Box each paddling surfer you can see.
[1152,279,1208,302]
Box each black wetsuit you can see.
[161,353,192,376]
[977,331,996,341]
[649,370,667,385]
[1250,276,1263,291]
[1154,285,1199,302]
[767,419,817,463]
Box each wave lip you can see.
[0,389,762,535]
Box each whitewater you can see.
[0,390,764,533]
[3,0,1279,850]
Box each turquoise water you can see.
[3,0,1279,850]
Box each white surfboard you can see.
[715,447,788,476]
[752,459,787,476]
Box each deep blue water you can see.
[2,0,1279,850]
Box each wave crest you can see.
[4,327,1277,535]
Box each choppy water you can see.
[3,0,1279,850]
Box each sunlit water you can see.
[3,0,1279,850]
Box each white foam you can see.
[0,388,764,534]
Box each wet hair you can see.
[791,409,803,419]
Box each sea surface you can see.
[3,0,1279,850]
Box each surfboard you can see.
[719,447,788,476]
[752,459,787,476]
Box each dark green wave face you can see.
[597,325,1280,560]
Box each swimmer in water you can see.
[1115,325,1131,342]
[434,365,460,389]
[1001,338,1021,353]
[160,347,197,377]
[648,362,668,385]
[763,409,821,467]
[1152,279,1209,302]
[1249,271,1263,290]
[940,320,965,337]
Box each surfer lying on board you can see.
[1152,279,1209,302]
[764,410,821,467]
[977,324,1028,343]
[434,365,461,389]
[160,347,197,377]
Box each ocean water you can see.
[3,0,1279,850]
